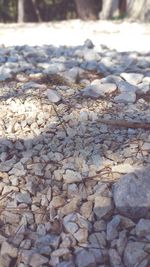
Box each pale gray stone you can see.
[16,192,32,204]
[63,170,82,184]
[47,88,61,103]
[82,83,116,98]
[1,241,18,258]
[113,167,150,219]
[120,72,144,85]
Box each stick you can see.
[98,118,150,130]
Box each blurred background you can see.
[0,0,150,23]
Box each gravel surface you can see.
[0,20,150,267]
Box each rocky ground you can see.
[0,20,150,267]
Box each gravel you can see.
[0,20,150,266]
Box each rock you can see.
[120,73,144,85]
[0,156,17,172]
[94,195,113,219]
[0,255,11,267]
[63,170,82,184]
[116,230,127,256]
[112,163,139,174]
[113,167,150,219]
[109,249,123,267]
[9,162,26,176]
[20,250,49,266]
[135,219,150,237]
[16,192,32,204]
[123,241,149,267]
[36,234,60,249]
[75,249,96,267]
[57,261,75,267]
[89,232,106,248]
[47,88,61,103]
[114,91,136,103]
[60,197,80,215]
[51,248,70,257]
[84,39,94,49]
[93,220,106,232]
[1,241,18,258]
[118,80,138,93]
[74,228,88,243]
[80,201,93,219]
[106,215,120,241]
[82,83,116,98]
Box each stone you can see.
[109,249,123,267]
[94,195,113,219]
[51,248,70,257]
[36,234,60,249]
[0,156,17,172]
[112,163,139,174]
[74,228,88,243]
[135,219,150,237]
[16,192,32,204]
[120,73,144,85]
[75,249,96,267]
[89,232,106,248]
[123,241,149,267]
[20,250,49,266]
[47,88,61,103]
[1,241,18,258]
[82,83,116,98]
[0,255,11,267]
[116,230,127,256]
[60,197,80,215]
[113,167,150,219]
[114,91,136,103]
[106,215,120,241]
[63,170,82,184]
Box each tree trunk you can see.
[17,0,25,22]
[127,0,150,21]
[74,0,100,20]
[100,0,119,19]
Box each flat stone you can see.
[82,83,116,98]
[120,73,144,85]
[47,88,61,103]
[113,167,150,219]
[94,195,113,219]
